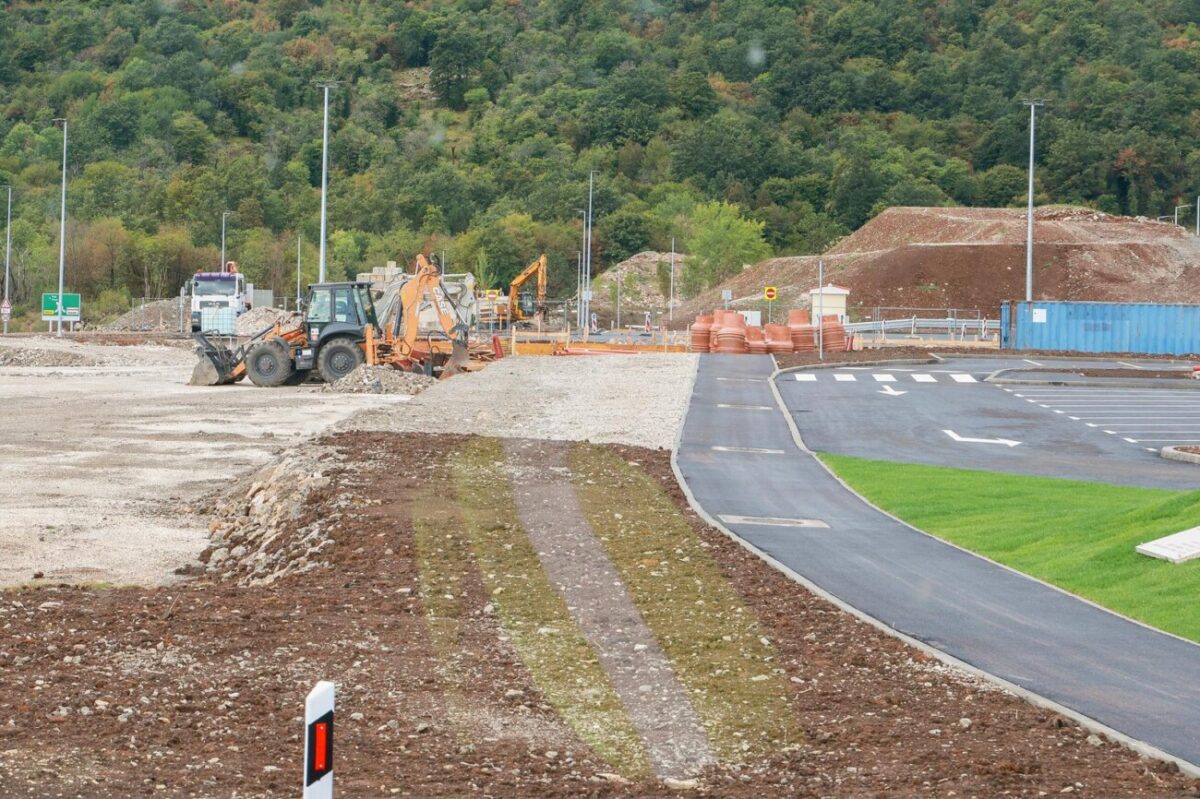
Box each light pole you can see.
[584,172,595,327]
[575,249,582,329]
[316,82,338,283]
[668,237,675,323]
[3,186,11,335]
[220,210,233,272]
[296,234,303,308]
[53,118,68,336]
[1024,100,1043,303]
[1195,197,1198,237]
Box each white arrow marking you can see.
[943,429,1021,447]
[878,384,908,396]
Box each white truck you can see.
[189,270,251,335]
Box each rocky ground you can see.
[323,364,439,395]
[1,433,1196,797]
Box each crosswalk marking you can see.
[873,374,896,382]
[950,373,977,383]
[787,372,981,385]
[793,373,817,382]
[912,374,937,383]
[834,374,857,382]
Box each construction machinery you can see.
[192,255,469,387]
[508,254,547,324]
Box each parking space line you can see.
[1023,359,1043,366]
[711,446,785,455]
[1124,438,1139,443]
[873,374,896,382]
[793,373,817,382]
[716,403,774,411]
[834,374,856,382]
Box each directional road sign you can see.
[41,293,81,321]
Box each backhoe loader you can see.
[192,255,469,387]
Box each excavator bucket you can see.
[190,332,241,386]
[440,339,470,378]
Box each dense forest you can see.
[2,0,1200,315]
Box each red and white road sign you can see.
[764,286,777,301]
[304,681,335,798]
[1,300,10,322]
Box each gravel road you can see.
[341,354,699,449]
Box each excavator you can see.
[508,254,547,325]
[191,254,469,387]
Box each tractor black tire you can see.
[246,341,295,387]
[317,338,364,384]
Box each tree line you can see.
[1,0,1197,316]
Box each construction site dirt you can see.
[1,432,1196,798]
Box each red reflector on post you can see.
[312,722,328,772]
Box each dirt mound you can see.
[591,251,686,321]
[236,306,300,337]
[0,346,95,367]
[100,299,185,332]
[323,364,438,395]
[681,206,1200,320]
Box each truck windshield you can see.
[194,277,238,296]
[356,286,379,328]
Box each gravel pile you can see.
[100,299,184,332]
[199,446,340,586]
[0,346,95,367]
[236,307,301,337]
[341,353,699,449]
[323,364,438,395]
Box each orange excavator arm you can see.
[390,254,470,371]
[508,254,547,322]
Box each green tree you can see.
[682,202,772,293]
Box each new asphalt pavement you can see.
[676,353,1200,769]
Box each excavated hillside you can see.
[680,206,1200,319]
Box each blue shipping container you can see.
[1003,300,1200,355]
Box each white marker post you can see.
[304,681,335,798]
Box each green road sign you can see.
[42,293,81,321]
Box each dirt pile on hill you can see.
[236,306,301,336]
[591,251,686,322]
[323,364,438,395]
[681,206,1200,319]
[100,299,184,332]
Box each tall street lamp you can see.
[3,186,11,335]
[220,210,233,272]
[53,118,68,336]
[316,82,338,283]
[1024,100,1044,304]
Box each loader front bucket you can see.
[440,339,470,378]
[190,333,241,386]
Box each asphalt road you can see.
[676,354,1200,768]
[777,355,1200,488]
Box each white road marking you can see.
[833,374,856,382]
[1053,410,1064,414]
[1037,404,1049,408]
[943,429,1021,447]
[716,403,773,411]
[878,385,908,397]
[873,373,896,382]
[1068,416,1080,420]
[1014,393,1025,397]
[718,514,830,529]
[912,374,937,383]
[1023,359,1044,366]
[716,377,765,383]
[793,373,818,381]
[1104,430,1116,434]
[1117,361,1147,370]
[1136,439,1200,442]
[1124,438,1139,443]
[1086,423,1098,427]
[711,446,785,455]
[950,374,977,383]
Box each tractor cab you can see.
[304,282,380,346]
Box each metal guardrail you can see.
[846,317,1000,338]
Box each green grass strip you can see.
[412,495,468,687]
[820,453,1200,642]
[451,438,650,775]
[569,444,802,762]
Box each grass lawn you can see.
[819,454,1200,643]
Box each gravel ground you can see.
[341,354,699,449]
[323,364,438,395]
[0,335,195,368]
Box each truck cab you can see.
[190,272,249,334]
